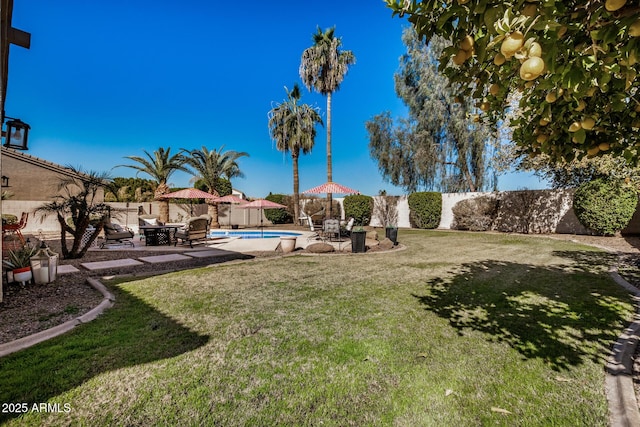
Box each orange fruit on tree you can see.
[460,35,474,51]
[520,57,545,80]
[500,31,524,58]
[581,117,596,130]
[605,0,626,12]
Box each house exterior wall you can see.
[1,147,104,201]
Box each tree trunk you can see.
[292,152,300,224]
[207,188,221,228]
[326,91,333,219]
[207,202,220,229]
[155,183,170,224]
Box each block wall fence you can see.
[3,189,640,237]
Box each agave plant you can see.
[3,245,37,270]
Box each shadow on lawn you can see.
[0,285,209,424]
[413,250,633,371]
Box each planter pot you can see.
[280,236,297,253]
[351,231,366,253]
[385,227,398,245]
[12,266,32,284]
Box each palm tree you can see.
[117,147,188,224]
[35,167,113,259]
[299,26,356,217]
[268,84,323,223]
[179,146,249,228]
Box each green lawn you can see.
[0,230,635,426]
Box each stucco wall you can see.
[2,147,104,201]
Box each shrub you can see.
[373,195,400,227]
[343,195,374,226]
[264,193,293,224]
[573,178,638,236]
[408,192,441,229]
[452,195,499,231]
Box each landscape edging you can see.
[0,277,114,358]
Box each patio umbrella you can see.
[212,195,247,228]
[159,188,219,216]
[240,199,287,237]
[302,181,360,218]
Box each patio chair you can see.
[199,213,213,233]
[101,223,135,248]
[306,217,322,242]
[298,209,310,226]
[2,212,28,244]
[323,219,340,242]
[342,217,355,237]
[174,217,209,247]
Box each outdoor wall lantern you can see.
[3,118,30,150]
[29,242,59,284]
[1,176,8,187]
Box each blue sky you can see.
[7,0,548,198]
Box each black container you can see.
[385,227,398,245]
[351,230,366,253]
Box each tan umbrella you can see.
[240,199,287,237]
[212,195,247,228]
[159,188,219,216]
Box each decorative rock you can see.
[365,239,379,249]
[306,243,335,253]
[378,237,394,250]
[366,230,378,241]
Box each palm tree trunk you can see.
[292,152,300,224]
[207,202,220,229]
[154,183,171,224]
[207,188,221,228]
[326,91,333,219]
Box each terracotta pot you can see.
[280,236,297,253]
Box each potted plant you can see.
[385,224,398,245]
[3,244,37,284]
[351,226,367,253]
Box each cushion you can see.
[142,218,158,226]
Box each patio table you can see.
[139,225,182,246]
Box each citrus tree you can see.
[386,0,640,163]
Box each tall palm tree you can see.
[117,147,188,224]
[179,146,249,228]
[268,84,323,223]
[299,26,356,217]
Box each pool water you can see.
[209,230,302,239]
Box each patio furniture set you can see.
[102,214,212,248]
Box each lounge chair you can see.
[306,217,321,241]
[101,223,135,248]
[174,217,209,247]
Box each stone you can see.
[306,243,335,253]
[366,230,378,241]
[378,237,394,250]
[365,238,379,249]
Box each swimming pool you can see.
[209,230,302,239]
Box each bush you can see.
[343,195,374,226]
[265,193,293,224]
[573,178,638,236]
[452,195,499,231]
[408,192,441,229]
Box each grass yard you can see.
[0,230,635,426]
